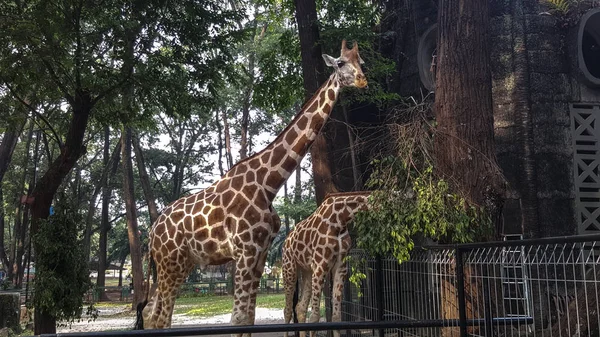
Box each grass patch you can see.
[173,293,285,317]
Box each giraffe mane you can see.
[323,191,372,199]
[222,72,338,179]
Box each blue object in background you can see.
[49,205,54,216]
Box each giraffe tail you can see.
[133,252,152,330]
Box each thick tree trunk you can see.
[433,0,505,216]
[132,131,160,225]
[31,92,93,335]
[294,0,332,205]
[434,2,505,336]
[121,126,144,309]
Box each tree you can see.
[433,0,505,228]
[294,0,333,205]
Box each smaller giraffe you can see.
[282,191,371,337]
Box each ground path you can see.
[57,306,286,337]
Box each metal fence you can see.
[333,234,600,337]
[32,234,600,337]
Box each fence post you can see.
[375,255,384,337]
[455,248,467,337]
[343,275,352,337]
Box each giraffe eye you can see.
[337,60,345,67]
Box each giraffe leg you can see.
[295,269,312,337]
[282,261,297,337]
[230,248,270,337]
[331,262,347,337]
[144,256,193,329]
[307,267,327,337]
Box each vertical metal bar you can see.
[375,255,384,337]
[343,272,352,337]
[483,270,494,337]
[456,247,468,337]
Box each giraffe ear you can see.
[322,54,338,68]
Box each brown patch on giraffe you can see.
[281,157,296,173]
[260,152,271,164]
[204,240,217,254]
[228,194,249,217]
[297,242,305,251]
[328,89,335,101]
[322,206,333,220]
[334,202,344,211]
[297,116,309,129]
[246,245,257,256]
[242,184,258,200]
[222,190,235,205]
[208,208,225,224]
[331,214,338,223]
[253,226,269,246]
[324,247,333,260]
[323,103,331,115]
[231,175,244,190]
[195,228,209,242]
[154,223,166,236]
[270,145,287,166]
[248,158,261,170]
[265,171,282,190]
[246,170,256,182]
[284,129,298,146]
[292,135,309,155]
[310,115,324,132]
[167,220,176,237]
[170,210,184,224]
[319,90,325,105]
[239,230,251,243]
[236,164,247,175]
[165,240,176,252]
[243,207,260,223]
[193,215,207,228]
[256,167,269,184]
[306,100,318,113]
[215,179,230,193]
[318,237,327,246]
[185,203,193,213]
[211,225,227,241]
[237,219,250,233]
[247,256,256,268]
[202,205,211,215]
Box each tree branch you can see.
[41,59,74,104]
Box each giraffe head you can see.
[322,40,367,88]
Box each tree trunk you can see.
[0,118,26,182]
[12,120,34,288]
[222,109,234,169]
[215,110,225,177]
[294,0,333,205]
[121,126,144,309]
[0,118,26,278]
[83,133,121,264]
[434,2,505,336]
[118,255,126,287]
[132,131,160,225]
[342,104,361,190]
[30,91,93,335]
[433,0,505,218]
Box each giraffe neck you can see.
[316,192,371,226]
[222,73,341,200]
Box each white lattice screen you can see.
[571,103,600,234]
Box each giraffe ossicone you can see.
[137,40,367,337]
[282,191,372,337]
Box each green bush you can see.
[33,203,93,325]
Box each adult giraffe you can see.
[137,40,367,333]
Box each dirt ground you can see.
[57,306,287,337]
